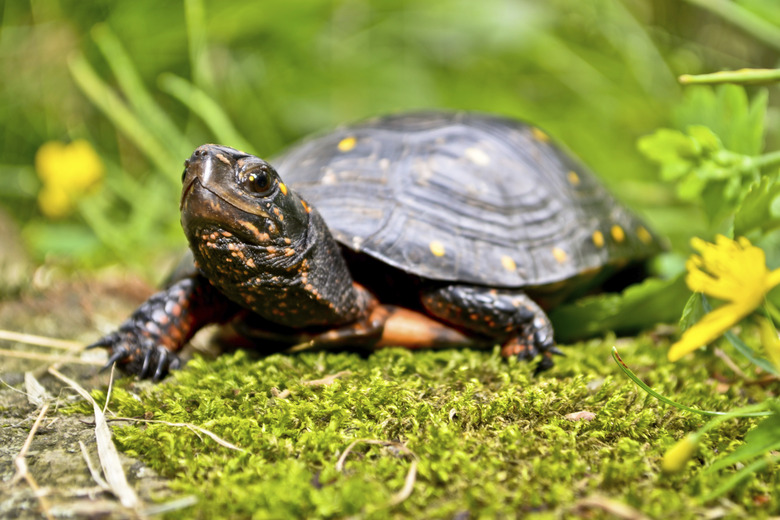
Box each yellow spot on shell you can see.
[429,241,446,257]
[552,247,568,264]
[532,128,549,142]
[337,136,357,152]
[611,225,625,243]
[567,171,580,186]
[592,230,605,248]
[279,182,288,195]
[637,226,653,245]
[464,147,490,166]
[501,255,517,271]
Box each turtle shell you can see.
[272,111,660,289]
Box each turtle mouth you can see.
[180,173,198,210]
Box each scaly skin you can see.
[89,276,239,380]
[93,142,568,379]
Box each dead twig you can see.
[12,403,55,520]
[0,347,103,366]
[0,329,83,351]
[336,439,418,506]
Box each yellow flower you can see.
[661,433,700,473]
[668,235,780,362]
[35,139,104,218]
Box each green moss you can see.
[98,338,778,518]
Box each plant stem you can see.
[611,347,771,417]
[750,150,780,170]
[679,68,780,86]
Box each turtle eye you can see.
[241,169,273,195]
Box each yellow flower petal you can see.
[662,434,699,473]
[668,303,750,361]
[35,139,104,193]
[38,185,74,219]
[673,236,780,363]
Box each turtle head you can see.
[180,144,315,283]
[180,144,311,248]
[178,144,362,327]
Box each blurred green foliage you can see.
[3,0,780,274]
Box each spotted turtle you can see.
[92,111,661,380]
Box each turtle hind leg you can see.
[420,284,560,372]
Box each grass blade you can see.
[185,0,214,92]
[68,53,179,180]
[92,24,193,161]
[159,73,254,153]
[611,347,771,417]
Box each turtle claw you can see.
[548,345,565,357]
[153,348,178,382]
[86,337,112,350]
[102,347,130,372]
[90,330,181,381]
[533,352,556,375]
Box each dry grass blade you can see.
[24,372,52,406]
[336,439,418,506]
[303,370,352,387]
[270,371,352,400]
[713,347,749,380]
[12,402,55,520]
[0,329,83,351]
[0,347,103,366]
[79,440,110,491]
[48,367,140,509]
[110,417,247,453]
[574,495,651,520]
[142,495,199,516]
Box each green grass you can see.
[88,337,777,519]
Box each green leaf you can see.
[637,129,693,179]
[718,84,750,153]
[744,89,768,156]
[734,175,780,235]
[675,171,707,200]
[549,274,689,342]
[697,295,780,375]
[699,180,732,224]
[702,456,777,502]
[705,412,780,474]
[678,292,704,332]
[687,125,721,154]
[673,85,767,156]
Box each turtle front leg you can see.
[89,275,240,380]
[420,285,560,372]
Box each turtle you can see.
[91,111,661,380]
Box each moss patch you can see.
[92,337,778,518]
